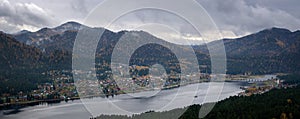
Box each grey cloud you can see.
[0,0,55,33]
[0,0,300,37]
[246,0,300,19]
[91,0,300,38]
[0,19,19,32]
[0,0,13,16]
[71,0,88,15]
[197,0,300,36]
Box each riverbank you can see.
[0,97,80,111]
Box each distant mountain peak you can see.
[54,21,84,32]
[38,27,52,32]
[59,21,82,27]
[261,27,291,34]
[14,30,31,35]
[237,27,293,41]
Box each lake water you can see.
[0,75,275,119]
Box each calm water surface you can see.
[0,75,275,119]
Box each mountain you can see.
[1,22,300,95]
[0,32,56,95]
[13,21,87,47]
[224,27,300,56]
[10,22,300,74]
[0,31,44,72]
[14,30,31,35]
[53,21,85,32]
[221,27,300,74]
[192,27,300,74]
[2,21,300,99]
[0,30,73,73]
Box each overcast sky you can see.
[0,0,300,39]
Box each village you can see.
[0,65,294,111]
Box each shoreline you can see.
[1,74,277,116]
[0,97,80,111]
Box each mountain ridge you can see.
[1,21,300,74]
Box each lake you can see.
[0,75,275,119]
